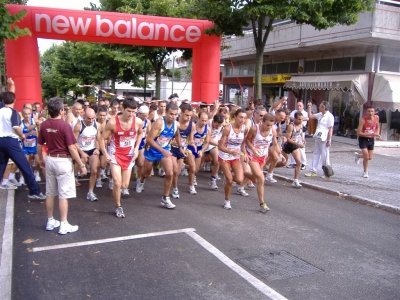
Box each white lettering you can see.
[96,15,113,37]
[170,25,185,42]
[69,17,91,35]
[52,16,69,34]
[154,23,169,41]
[131,18,136,38]
[186,26,201,43]
[114,20,131,38]
[35,14,51,33]
[138,22,154,40]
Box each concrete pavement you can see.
[0,136,399,299]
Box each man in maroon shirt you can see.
[38,97,87,235]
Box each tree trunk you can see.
[254,48,264,100]
[155,65,161,99]
[111,79,116,94]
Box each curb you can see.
[273,174,400,215]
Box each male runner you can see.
[136,103,186,209]
[100,99,143,218]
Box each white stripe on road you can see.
[31,228,196,252]
[32,227,287,300]
[186,231,288,300]
[0,190,15,300]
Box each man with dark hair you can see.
[0,92,45,197]
[136,103,186,209]
[100,99,143,218]
[354,105,380,178]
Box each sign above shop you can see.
[254,74,292,84]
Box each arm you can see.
[218,126,238,156]
[145,118,170,156]
[307,102,316,119]
[133,118,144,160]
[244,126,257,154]
[68,144,87,176]
[209,100,220,120]
[174,124,187,157]
[7,78,15,93]
[99,118,114,161]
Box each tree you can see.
[0,0,30,90]
[193,0,375,99]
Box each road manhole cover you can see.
[236,251,323,281]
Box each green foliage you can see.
[0,1,30,42]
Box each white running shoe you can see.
[8,178,21,187]
[181,169,188,176]
[161,196,176,209]
[108,179,114,190]
[87,191,98,201]
[101,173,108,180]
[46,218,60,231]
[236,188,249,197]
[121,188,130,196]
[95,178,102,188]
[18,176,26,186]
[232,181,237,187]
[189,186,197,195]
[363,172,369,178]
[216,175,221,180]
[265,174,277,183]
[172,188,180,199]
[115,206,125,218]
[292,180,302,189]
[223,200,232,210]
[58,222,79,235]
[158,167,166,177]
[34,171,41,182]
[354,152,361,165]
[247,181,255,188]
[209,178,218,190]
[136,181,145,193]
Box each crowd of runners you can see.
[1,79,380,234]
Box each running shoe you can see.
[209,178,218,190]
[354,152,361,165]
[223,200,232,210]
[8,178,21,186]
[75,179,81,187]
[1,182,18,190]
[46,218,61,231]
[232,181,237,187]
[158,167,166,177]
[236,187,249,197]
[108,179,114,190]
[301,164,306,170]
[181,169,188,176]
[121,188,130,196]
[363,172,369,178]
[216,175,221,180]
[206,163,211,172]
[172,188,180,199]
[115,206,125,218]
[189,186,197,195]
[161,196,176,209]
[136,180,145,193]
[101,173,108,180]
[95,178,103,188]
[86,164,91,174]
[292,180,302,189]
[286,164,295,168]
[28,193,46,200]
[265,174,277,183]
[304,172,317,177]
[193,176,197,186]
[18,176,26,186]
[260,203,270,213]
[58,222,79,234]
[247,181,255,188]
[87,191,98,201]
[34,171,41,182]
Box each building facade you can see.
[220,1,400,140]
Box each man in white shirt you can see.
[305,101,334,177]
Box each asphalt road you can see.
[11,170,400,300]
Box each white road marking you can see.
[32,227,287,300]
[0,190,15,300]
[186,231,288,300]
[31,228,196,252]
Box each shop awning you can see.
[371,74,400,110]
[284,74,369,106]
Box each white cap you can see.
[138,105,149,114]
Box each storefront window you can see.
[227,85,249,107]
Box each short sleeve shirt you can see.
[38,119,77,155]
[0,106,21,139]
[315,111,334,133]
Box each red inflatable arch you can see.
[5,5,221,110]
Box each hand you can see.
[7,78,14,85]
[81,153,89,164]
[162,149,172,157]
[326,141,331,147]
[307,101,312,108]
[40,161,45,169]
[80,166,88,176]
[93,149,100,156]
[105,153,111,162]
[231,149,240,157]
[198,150,203,158]
[298,143,305,148]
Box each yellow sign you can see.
[86,96,96,102]
[253,74,292,84]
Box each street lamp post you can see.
[144,58,147,102]
[171,56,175,96]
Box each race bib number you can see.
[120,136,133,148]
[181,138,187,147]
[82,137,95,148]
[194,138,204,147]
[23,138,36,148]
[157,136,170,148]
[255,145,268,157]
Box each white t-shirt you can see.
[290,109,308,127]
[314,111,334,141]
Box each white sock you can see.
[8,173,15,180]
[100,168,105,175]
[89,189,93,193]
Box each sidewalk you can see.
[273,136,400,214]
